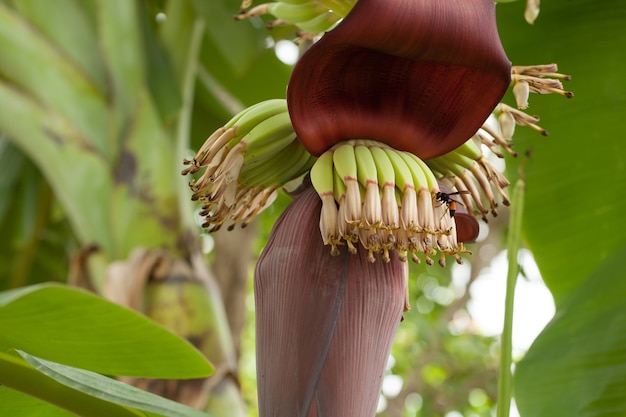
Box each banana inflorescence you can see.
[310,139,470,266]
[182,99,316,232]
[235,0,354,35]
[181,59,571,266]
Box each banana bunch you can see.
[425,138,511,222]
[236,0,353,34]
[182,99,316,232]
[310,139,471,266]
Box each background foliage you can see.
[0,0,624,416]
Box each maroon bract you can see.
[287,0,511,159]
[255,182,407,416]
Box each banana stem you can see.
[497,177,525,417]
[176,18,205,232]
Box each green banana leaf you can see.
[0,283,214,378]
[496,0,626,415]
[0,350,212,417]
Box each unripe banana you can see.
[268,1,327,25]
[242,132,297,170]
[310,150,340,253]
[402,152,439,191]
[354,145,381,227]
[354,145,378,190]
[269,141,316,185]
[239,139,302,186]
[274,0,312,5]
[317,0,353,17]
[454,138,483,160]
[369,146,399,232]
[383,148,418,230]
[310,150,335,198]
[397,151,437,234]
[296,10,341,33]
[332,143,361,223]
[382,148,414,195]
[369,146,395,189]
[240,110,295,153]
[332,163,347,205]
[396,151,428,191]
[229,99,288,142]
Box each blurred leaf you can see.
[18,351,212,417]
[108,90,181,258]
[11,0,107,93]
[97,0,145,118]
[0,351,143,417]
[0,137,26,221]
[0,283,214,378]
[514,245,626,417]
[0,139,76,290]
[0,81,116,256]
[498,0,626,304]
[0,3,110,156]
[191,0,266,75]
[0,350,213,417]
[138,1,182,123]
[496,1,626,415]
[0,387,76,417]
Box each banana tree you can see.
[1,0,624,416]
[187,0,573,416]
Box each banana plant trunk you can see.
[255,179,408,416]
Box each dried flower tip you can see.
[319,193,341,255]
[234,3,268,20]
[475,132,504,158]
[512,64,569,80]
[511,64,573,106]
[239,0,253,11]
[513,79,531,109]
[480,122,517,157]
[525,0,540,24]
[184,100,313,232]
[495,103,547,137]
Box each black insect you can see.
[435,191,470,218]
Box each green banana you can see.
[369,146,400,251]
[317,0,354,17]
[241,132,297,171]
[382,147,418,231]
[332,143,361,224]
[239,138,312,186]
[332,160,347,209]
[228,99,288,142]
[310,150,340,254]
[450,137,483,161]
[310,150,335,199]
[268,1,328,25]
[397,151,436,235]
[333,165,359,254]
[296,10,341,33]
[239,111,295,155]
[354,145,382,227]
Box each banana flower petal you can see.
[255,180,408,416]
[288,0,511,159]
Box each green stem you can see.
[0,352,140,417]
[497,178,525,417]
[9,178,53,289]
[175,18,205,232]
